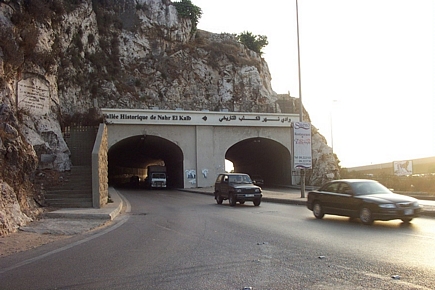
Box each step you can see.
[45,192,92,199]
[46,201,93,208]
[40,166,94,208]
[46,183,92,191]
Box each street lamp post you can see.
[330,100,338,153]
[296,0,303,123]
[330,109,334,154]
[295,0,306,198]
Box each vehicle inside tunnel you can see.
[225,137,292,186]
[108,135,183,188]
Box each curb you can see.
[420,208,435,218]
[107,187,124,220]
[262,197,307,206]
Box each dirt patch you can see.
[0,218,111,258]
[0,231,70,257]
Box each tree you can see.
[236,31,269,55]
[173,0,202,34]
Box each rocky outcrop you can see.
[0,0,338,235]
[0,100,43,236]
[310,126,338,185]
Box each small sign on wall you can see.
[17,77,50,115]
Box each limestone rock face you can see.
[310,127,338,185]
[0,99,42,236]
[0,0,338,235]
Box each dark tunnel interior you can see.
[108,135,183,188]
[226,137,292,186]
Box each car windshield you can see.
[152,173,166,178]
[353,181,391,195]
[229,175,252,184]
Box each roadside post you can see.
[295,0,309,198]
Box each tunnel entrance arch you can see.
[226,137,291,186]
[102,108,299,189]
[108,135,183,188]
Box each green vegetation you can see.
[236,31,268,55]
[173,0,202,34]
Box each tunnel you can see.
[225,137,292,186]
[108,135,184,188]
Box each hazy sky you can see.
[192,0,435,168]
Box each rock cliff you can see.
[0,0,338,235]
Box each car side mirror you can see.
[344,189,353,195]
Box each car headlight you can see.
[236,189,242,193]
[413,201,420,207]
[379,203,396,209]
[255,188,260,193]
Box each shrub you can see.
[236,31,269,55]
[173,0,202,34]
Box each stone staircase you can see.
[43,166,93,208]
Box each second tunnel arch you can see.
[225,137,292,186]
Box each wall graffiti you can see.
[186,169,196,180]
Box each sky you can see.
[192,0,435,168]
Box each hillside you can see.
[0,0,338,236]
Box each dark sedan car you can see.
[251,175,264,186]
[307,179,422,225]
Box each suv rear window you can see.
[228,175,252,184]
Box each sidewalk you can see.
[19,188,124,235]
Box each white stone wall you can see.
[106,123,292,188]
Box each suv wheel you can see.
[253,199,261,206]
[215,193,223,204]
[229,193,236,206]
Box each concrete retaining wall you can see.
[92,124,109,208]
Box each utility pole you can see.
[296,0,305,198]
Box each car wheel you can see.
[253,199,261,206]
[313,202,324,219]
[215,193,223,204]
[359,207,374,225]
[401,217,413,223]
[239,201,245,204]
[229,193,236,206]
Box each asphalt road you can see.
[1,189,435,289]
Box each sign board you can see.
[17,77,50,115]
[293,122,312,169]
[393,160,413,176]
[101,108,299,128]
